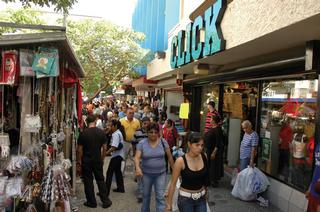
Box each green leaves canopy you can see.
[0,0,77,13]
[0,7,148,97]
[0,8,45,34]
[65,19,147,95]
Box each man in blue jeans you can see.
[239,120,259,171]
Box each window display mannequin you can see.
[248,88,258,128]
[292,126,307,159]
[291,125,309,190]
[278,119,293,179]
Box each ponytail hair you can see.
[111,119,126,141]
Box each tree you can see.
[0,8,45,34]
[0,0,77,13]
[0,8,149,99]
[65,19,149,100]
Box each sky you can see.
[0,0,138,28]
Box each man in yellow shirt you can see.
[120,107,141,175]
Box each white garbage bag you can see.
[206,202,211,212]
[231,167,270,201]
[251,167,270,194]
[172,178,181,211]
[231,167,257,201]
[230,168,238,186]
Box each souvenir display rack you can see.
[0,32,84,212]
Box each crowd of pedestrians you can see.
[76,97,229,212]
[76,97,265,212]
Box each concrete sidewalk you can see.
[73,157,282,212]
[207,174,282,212]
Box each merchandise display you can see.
[0,46,81,211]
[258,80,316,191]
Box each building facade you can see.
[132,0,185,122]
[147,0,320,211]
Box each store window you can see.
[258,79,317,191]
[222,82,258,167]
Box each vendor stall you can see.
[0,32,84,211]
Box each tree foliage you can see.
[0,0,77,13]
[0,8,149,98]
[65,19,148,97]
[0,8,45,34]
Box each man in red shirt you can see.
[278,120,293,179]
[205,101,221,133]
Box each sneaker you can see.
[113,188,125,193]
[83,202,97,208]
[102,199,112,208]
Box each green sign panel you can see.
[170,0,227,69]
[262,138,272,161]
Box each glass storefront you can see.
[198,78,316,192]
[258,79,317,192]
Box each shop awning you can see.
[0,32,85,78]
[132,76,158,91]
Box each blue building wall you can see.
[132,0,180,75]
[132,0,166,52]
[164,0,180,50]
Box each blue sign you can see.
[170,0,227,69]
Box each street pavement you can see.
[73,157,282,212]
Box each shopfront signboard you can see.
[179,103,189,119]
[170,0,227,69]
[262,138,272,161]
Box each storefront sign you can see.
[262,138,272,161]
[170,0,227,69]
[179,103,189,119]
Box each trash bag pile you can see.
[231,167,270,201]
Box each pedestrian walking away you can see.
[135,123,174,212]
[105,119,126,197]
[76,114,112,209]
[165,135,210,212]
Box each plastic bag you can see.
[231,167,270,201]
[230,168,238,186]
[20,49,35,77]
[6,177,23,197]
[251,167,270,194]
[206,202,211,212]
[24,114,41,133]
[172,178,181,211]
[231,167,256,201]
[0,177,7,208]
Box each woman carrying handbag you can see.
[135,123,174,212]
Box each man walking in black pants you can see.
[77,114,112,208]
[105,119,126,197]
